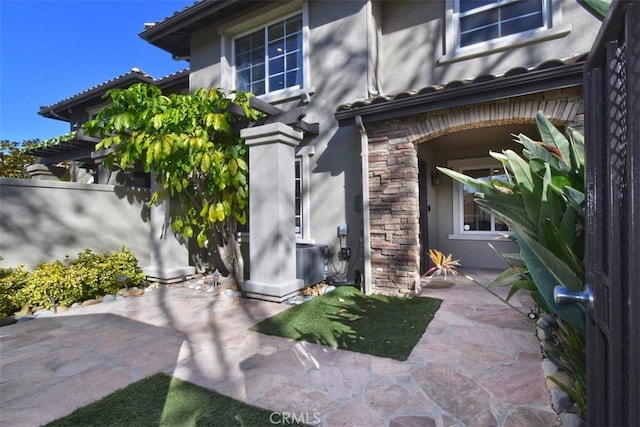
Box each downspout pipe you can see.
[355,116,372,295]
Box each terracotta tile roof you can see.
[38,68,189,121]
[335,54,588,125]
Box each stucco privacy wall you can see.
[0,178,151,270]
[365,91,584,294]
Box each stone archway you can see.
[364,89,584,295]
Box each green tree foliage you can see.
[83,84,260,284]
[0,140,36,178]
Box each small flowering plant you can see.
[425,249,460,280]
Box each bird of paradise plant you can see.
[424,249,460,279]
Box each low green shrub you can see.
[17,260,83,309]
[1,247,145,314]
[0,263,29,318]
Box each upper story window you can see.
[234,14,303,96]
[441,0,570,63]
[459,0,546,48]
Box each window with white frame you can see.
[441,0,569,62]
[449,158,509,239]
[459,0,546,48]
[234,13,303,96]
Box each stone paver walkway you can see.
[0,269,558,426]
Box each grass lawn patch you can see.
[249,285,443,361]
[45,373,305,427]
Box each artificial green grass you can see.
[45,373,305,427]
[250,285,443,361]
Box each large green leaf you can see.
[536,111,571,171]
[513,226,585,329]
[437,167,497,195]
[578,0,611,20]
[541,219,584,278]
[503,150,540,225]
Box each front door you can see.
[584,1,639,425]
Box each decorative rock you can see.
[537,326,548,341]
[321,285,336,295]
[542,358,559,376]
[81,299,102,307]
[285,295,305,305]
[55,306,70,313]
[537,314,556,329]
[117,288,128,296]
[34,309,55,318]
[560,412,586,427]
[189,279,204,289]
[550,388,573,413]
[548,371,574,390]
[121,288,144,297]
[102,295,116,302]
[115,295,125,301]
[71,303,81,309]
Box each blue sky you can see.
[0,0,194,143]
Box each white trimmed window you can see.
[235,14,303,96]
[449,158,509,240]
[459,0,547,48]
[441,0,570,63]
[220,2,310,104]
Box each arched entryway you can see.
[364,91,584,295]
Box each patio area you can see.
[0,269,559,426]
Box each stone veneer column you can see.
[241,123,304,302]
[367,133,421,296]
[143,171,195,283]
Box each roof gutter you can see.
[355,116,372,296]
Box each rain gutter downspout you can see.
[355,116,372,295]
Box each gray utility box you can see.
[296,244,328,286]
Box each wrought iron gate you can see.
[583,0,639,425]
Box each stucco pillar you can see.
[143,171,195,283]
[241,122,304,301]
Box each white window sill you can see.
[439,24,572,65]
[256,86,315,105]
[448,233,511,241]
[296,238,316,245]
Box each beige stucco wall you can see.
[376,0,601,95]
[0,178,152,270]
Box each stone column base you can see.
[243,279,304,302]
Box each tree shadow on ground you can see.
[250,286,443,361]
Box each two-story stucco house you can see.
[134,0,600,296]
